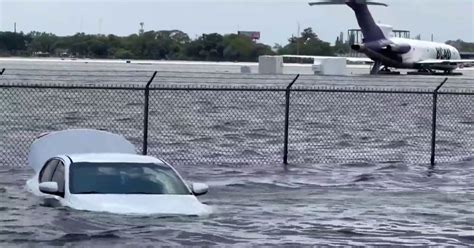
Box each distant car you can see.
[26,129,211,216]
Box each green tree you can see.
[0,28,334,60]
[28,32,59,54]
[185,33,225,61]
[0,32,30,54]
[446,39,474,52]
[278,27,334,56]
[87,38,110,58]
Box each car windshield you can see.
[69,162,190,195]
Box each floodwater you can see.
[0,59,473,246]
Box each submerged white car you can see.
[26,129,211,216]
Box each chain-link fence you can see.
[147,88,286,166]
[0,85,144,167]
[0,69,472,167]
[288,90,435,165]
[436,93,474,163]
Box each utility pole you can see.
[98,18,103,35]
[80,17,83,33]
[296,22,301,56]
[14,22,16,33]
[139,22,145,35]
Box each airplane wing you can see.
[346,57,373,63]
[416,59,474,65]
[281,55,373,63]
[281,55,327,59]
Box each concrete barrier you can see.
[258,56,283,74]
[241,66,252,74]
[258,55,347,75]
[312,57,346,75]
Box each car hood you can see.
[67,194,211,216]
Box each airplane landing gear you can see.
[370,61,382,75]
[418,68,434,74]
[370,63,401,75]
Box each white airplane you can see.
[308,0,474,74]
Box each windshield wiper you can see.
[76,191,163,195]
[77,191,103,194]
[123,192,162,195]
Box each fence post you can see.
[143,71,158,155]
[0,68,5,75]
[430,78,448,166]
[283,74,300,165]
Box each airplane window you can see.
[69,162,191,195]
[39,159,59,183]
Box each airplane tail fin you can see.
[309,0,388,42]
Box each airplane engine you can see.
[385,44,411,54]
[351,44,366,52]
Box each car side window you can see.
[39,159,59,183]
[51,161,65,195]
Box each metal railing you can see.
[0,68,472,167]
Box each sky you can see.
[0,0,473,45]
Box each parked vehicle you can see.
[26,129,211,216]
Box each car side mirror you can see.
[191,183,208,196]
[39,182,59,195]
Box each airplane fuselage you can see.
[393,38,461,63]
[387,38,461,71]
[355,37,462,72]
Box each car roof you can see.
[68,153,166,165]
[28,129,137,172]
